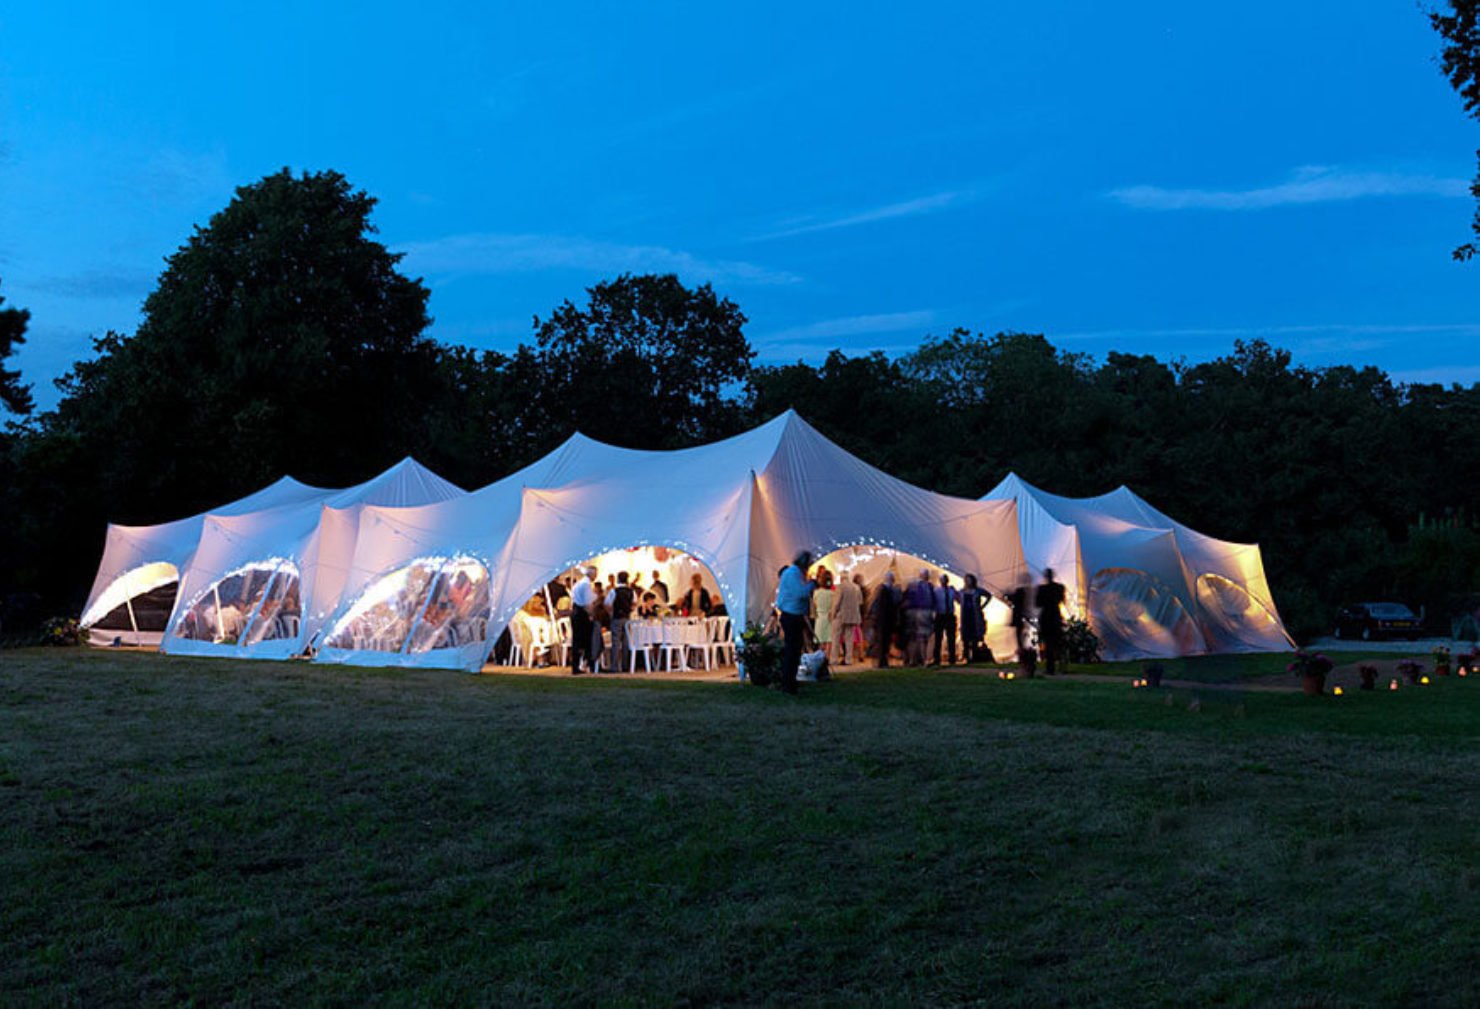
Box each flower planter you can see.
[1302,672,1326,696]
[1436,663,1451,677]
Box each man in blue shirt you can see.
[774,550,815,695]
[932,573,959,667]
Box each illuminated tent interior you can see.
[161,458,466,660]
[80,475,331,646]
[313,411,1026,671]
[982,474,1293,660]
[811,545,1019,661]
[81,412,1291,672]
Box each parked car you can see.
[1333,602,1424,641]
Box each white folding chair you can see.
[656,620,687,671]
[710,616,736,666]
[627,623,656,672]
[685,620,715,671]
[551,616,571,666]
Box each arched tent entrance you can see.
[812,545,1018,663]
[80,561,180,646]
[79,475,331,648]
[160,458,467,661]
[493,545,734,672]
[318,556,492,663]
[171,558,303,648]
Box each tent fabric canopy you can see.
[317,411,1028,672]
[159,458,467,659]
[79,475,332,644]
[982,473,1293,660]
[82,412,1292,671]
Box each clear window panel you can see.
[323,561,441,652]
[243,569,303,645]
[174,563,278,644]
[407,559,490,653]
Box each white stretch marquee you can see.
[81,411,1292,670]
[316,411,1027,671]
[982,474,1294,660]
[79,475,331,645]
[160,458,466,659]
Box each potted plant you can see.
[1397,659,1424,685]
[40,616,83,647]
[1288,650,1334,696]
[1358,664,1378,691]
[1434,645,1452,676]
[737,622,781,687]
[1143,662,1165,689]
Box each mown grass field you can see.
[4,647,1480,1006]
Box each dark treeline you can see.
[3,169,1480,641]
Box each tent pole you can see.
[124,589,141,647]
[212,583,223,643]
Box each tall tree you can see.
[0,280,33,416]
[48,167,442,517]
[1431,0,1480,258]
[529,274,754,448]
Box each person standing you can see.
[869,572,899,668]
[650,570,669,605]
[605,571,635,672]
[832,572,864,665]
[812,570,837,660]
[959,574,990,663]
[903,570,936,667]
[1007,574,1031,659]
[678,573,711,616]
[774,550,815,695]
[932,573,959,666]
[569,566,598,675]
[1035,568,1067,676]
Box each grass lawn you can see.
[1081,650,1417,684]
[5,649,1480,1006]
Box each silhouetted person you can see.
[774,550,815,694]
[870,572,900,667]
[933,572,959,666]
[1035,567,1066,675]
[569,566,599,675]
[959,573,989,663]
[1007,573,1031,659]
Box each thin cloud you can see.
[399,233,801,287]
[1389,364,1480,386]
[757,309,938,345]
[1109,166,1469,211]
[1057,322,1480,345]
[752,190,968,240]
[24,269,154,300]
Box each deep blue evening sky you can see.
[2,2,1476,408]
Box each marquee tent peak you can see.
[983,473,1292,660]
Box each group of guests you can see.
[566,567,726,674]
[771,551,1069,693]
